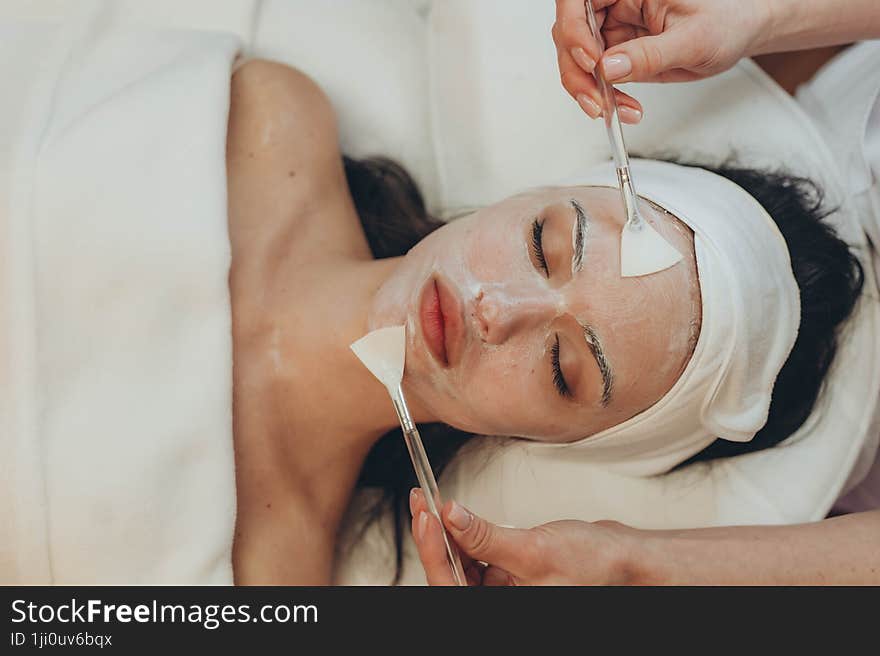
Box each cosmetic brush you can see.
[585,0,683,277]
[350,325,467,586]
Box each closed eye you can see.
[531,218,549,277]
[551,334,572,399]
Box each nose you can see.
[474,283,562,345]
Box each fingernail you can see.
[409,488,418,515]
[618,105,643,123]
[570,47,595,72]
[417,511,429,541]
[576,94,602,118]
[448,501,473,531]
[602,54,632,81]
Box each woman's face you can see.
[367,186,702,442]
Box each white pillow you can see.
[0,0,259,39]
[250,0,441,212]
[0,0,441,214]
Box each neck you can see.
[261,255,437,457]
[232,249,445,533]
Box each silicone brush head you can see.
[351,324,467,586]
[349,325,406,391]
[620,215,684,277]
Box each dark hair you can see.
[343,154,864,582]
[678,161,864,465]
[343,156,473,584]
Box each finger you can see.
[441,501,534,570]
[553,0,591,45]
[568,74,643,123]
[411,511,458,586]
[553,0,611,64]
[570,44,598,76]
[410,490,477,570]
[602,16,644,46]
[601,28,696,83]
[555,0,618,23]
[465,562,485,586]
[559,61,603,118]
[576,0,618,10]
[603,0,649,27]
[409,487,425,517]
[613,89,643,123]
[558,42,643,122]
[482,565,516,586]
[652,68,705,83]
[606,67,704,85]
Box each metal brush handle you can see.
[585,0,645,231]
[392,385,467,586]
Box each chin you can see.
[366,307,406,332]
[367,289,413,332]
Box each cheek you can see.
[446,343,567,437]
[463,220,528,283]
[592,258,699,407]
[631,256,699,362]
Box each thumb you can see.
[601,28,694,83]
[442,501,532,571]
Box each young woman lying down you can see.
[225,59,861,584]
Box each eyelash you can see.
[551,335,572,399]
[531,218,549,277]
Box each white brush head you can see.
[620,220,683,278]
[349,325,406,391]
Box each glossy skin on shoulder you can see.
[226,60,378,585]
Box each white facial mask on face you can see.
[474,281,565,342]
[536,159,801,475]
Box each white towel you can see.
[537,160,800,475]
[0,10,241,584]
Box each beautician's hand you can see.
[552,0,645,123]
[413,490,880,585]
[553,0,765,120]
[553,0,766,123]
[410,489,638,585]
[556,0,880,119]
[594,0,762,82]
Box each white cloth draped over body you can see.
[796,42,880,513]
[2,0,879,585]
[0,10,242,584]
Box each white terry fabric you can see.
[0,0,260,41]
[796,41,880,512]
[531,160,801,476]
[0,9,241,583]
[1,0,438,586]
[249,0,440,212]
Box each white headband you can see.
[537,159,801,475]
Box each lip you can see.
[419,277,447,366]
[418,275,465,368]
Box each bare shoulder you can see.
[227,59,343,197]
[230,59,336,134]
[225,59,369,270]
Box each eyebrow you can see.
[580,322,614,406]
[570,199,589,274]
